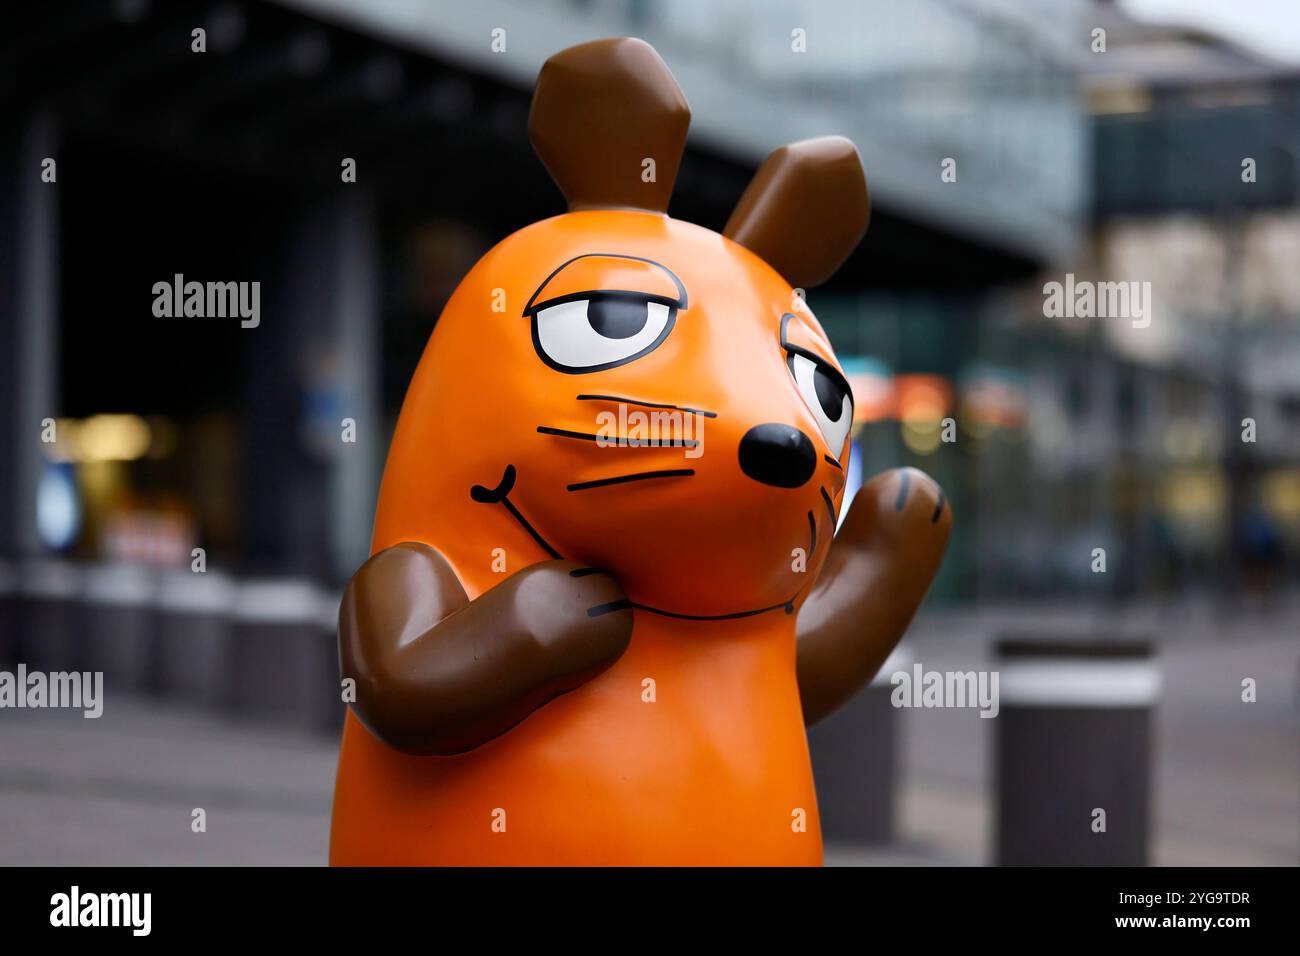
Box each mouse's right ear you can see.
[529,37,690,214]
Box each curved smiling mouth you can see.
[469,463,822,622]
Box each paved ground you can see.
[1,600,1296,866]
[0,699,336,866]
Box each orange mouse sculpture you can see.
[330,37,950,866]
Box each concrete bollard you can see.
[230,578,341,733]
[154,570,235,708]
[807,643,910,845]
[81,563,157,692]
[995,638,1158,866]
[15,558,84,672]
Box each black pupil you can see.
[813,365,846,421]
[586,296,649,339]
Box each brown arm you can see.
[796,467,951,725]
[339,543,633,756]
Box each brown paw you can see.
[839,466,951,550]
[887,466,951,529]
[518,561,634,673]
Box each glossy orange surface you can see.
[330,210,852,864]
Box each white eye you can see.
[531,293,676,373]
[788,352,853,453]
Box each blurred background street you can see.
[2,0,1298,866]
[2,601,1294,865]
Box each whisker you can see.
[823,454,842,470]
[567,469,695,492]
[820,486,837,525]
[577,394,717,419]
[537,425,699,448]
[807,510,817,554]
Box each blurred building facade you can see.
[3,0,1296,611]
[989,5,1300,604]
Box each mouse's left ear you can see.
[724,136,870,288]
[529,37,690,213]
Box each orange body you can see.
[330,211,851,864]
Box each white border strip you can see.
[18,560,82,600]
[156,571,236,615]
[83,564,157,607]
[233,580,330,625]
[999,659,1160,707]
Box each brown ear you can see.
[724,137,870,288]
[529,37,690,213]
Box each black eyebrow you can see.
[524,289,681,316]
[522,252,688,316]
[780,313,854,403]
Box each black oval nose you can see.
[738,423,817,488]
